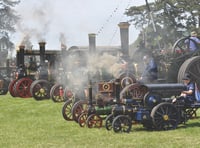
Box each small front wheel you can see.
[105,114,114,131]
[112,115,132,133]
[86,114,103,128]
[62,99,73,121]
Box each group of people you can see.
[173,31,200,104]
[140,53,196,104]
[138,30,200,105]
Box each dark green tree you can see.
[126,0,200,52]
[0,0,20,53]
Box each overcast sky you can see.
[12,0,154,49]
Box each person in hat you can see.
[173,74,196,104]
[185,31,200,52]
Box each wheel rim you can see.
[8,80,18,97]
[86,114,103,128]
[177,56,200,87]
[30,80,50,100]
[0,79,9,95]
[112,115,132,133]
[120,83,148,100]
[62,99,73,121]
[78,112,88,127]
[172,37,199,56]
[14,78,33,98]
[105,114,113,131]
[64,87,74,100]
[72,100,88,123]
[151,102,178,130]
[50,84,65,102]
[118,71,136,89]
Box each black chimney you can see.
[88,33,96,53]
[39,42,46,65]
[118,22,130,59]
[17,45,25,67]
[115,78,121,104]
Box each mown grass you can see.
[0,94,200,148]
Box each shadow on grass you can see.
[130,117,200,132]
[178,122,200,129]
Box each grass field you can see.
[1,94,200,148]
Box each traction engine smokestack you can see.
[88,33,96,53]
[88,80,95,115]
[115,78,121,104]
[118,22,130,59]
[17,45,25,67]
[39,42,46,65]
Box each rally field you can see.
[1,94,200,148]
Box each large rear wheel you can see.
[30,80,51,100]
[177,56,200,87]
[13,77,33,98]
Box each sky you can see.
[12,0,154,50]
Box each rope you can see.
[107,0,133,46]
[96,1,121,36]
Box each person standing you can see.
[140,54,158,83]
[185,31,200,52]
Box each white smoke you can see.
[15,0,52,46]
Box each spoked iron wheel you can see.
[172,36,199,57]
[86,114,103,128]
[13,77,33,98]
[118,71,136,89]
[105,114,114,131]
[112,115,132,133]
[71,100,88,123]
[30,80,51,100]
[151,102,178,130]
[120,83,148,100]
[177,56,200,87]
[78,112,88,127]
[8,79,18,97]
[62,99,73,121]
[0,79,9,95]
[185,108,198,119]
[50,84,66,102]
[63,86,74,101]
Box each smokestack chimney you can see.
[39,42,46,65]
[88,33,96,53]
[115,78,121,104]
[17,45,25,67]
[118,22,130,59]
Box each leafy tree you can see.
[126,0,200,53]
[0,0,20,53]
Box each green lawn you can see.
[0,94,200,148]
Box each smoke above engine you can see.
[58,47,125,91]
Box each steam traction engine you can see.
[105,82,200,133]
[62,72,136,126]
[8,42,64,99]
[77,80,116,128]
